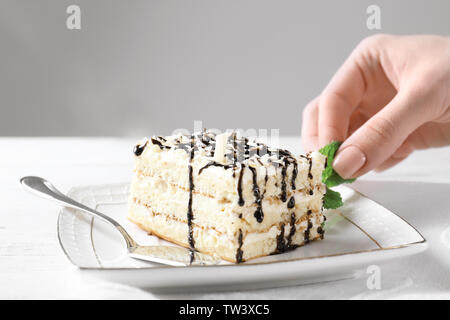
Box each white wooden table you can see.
[1,137,449,299]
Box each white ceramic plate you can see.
[57,183,426,291]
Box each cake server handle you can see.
[19,176,137,248]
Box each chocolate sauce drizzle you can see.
[275,224,286,252]
[151,138,171,150]
[291,162,298,190]
[286,212,297,248]
[133,141,148,156]
[198,161,232,175]
[237,164,245,207]
[279,152,299,203]
[187,135,196,263]
[187,165,195,263]
[307,155,314,196]
[273,212,299,254]
[307,156,313,179]
[280,159,289,203]
[287,196,295,209]
[317,226,325,239]
[248,166,263,223]
[304,219,313,244]
[236,229,244,263]
[231,133,238,175]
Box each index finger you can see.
[318,50,367,147]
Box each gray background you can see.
[0,0,448,137]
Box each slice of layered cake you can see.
[128,131,327,263]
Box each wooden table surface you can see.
[1,137,449,299]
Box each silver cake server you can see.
[20,176,221,266]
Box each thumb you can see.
[332,91,428,178]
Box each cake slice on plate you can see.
[128,131,327,263]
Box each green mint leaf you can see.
[319,141,358,209]
[319,141,356,187]
[323,187,343,209]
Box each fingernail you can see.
[332,145,366,179]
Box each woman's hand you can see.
[302,34,450,179]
